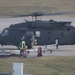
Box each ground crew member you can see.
[19,39,26,56]
[31,34,35,49]
[55,39,58,49]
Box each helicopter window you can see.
[26,31,33,36]
[36,31,40,37]
[1,29,8,36]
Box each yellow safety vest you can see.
[20,41,25,50]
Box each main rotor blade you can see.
[4,11,75,17]
[43,11,75,16]
[8,12,43,17]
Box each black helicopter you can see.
[0,12,75,49]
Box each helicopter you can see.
[0,12,75,49]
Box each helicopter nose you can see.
[0,36,3,45]
[0,34,6,46]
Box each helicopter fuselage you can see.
[0,20,75,48]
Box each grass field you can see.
[0,56,75,75]
[0,0,75,16]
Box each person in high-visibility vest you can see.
[19,39,26,56]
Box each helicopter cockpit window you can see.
[26,31,33,36]
[1,29,8,36]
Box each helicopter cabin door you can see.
[25,31,34,48]
[35,30,51,45]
